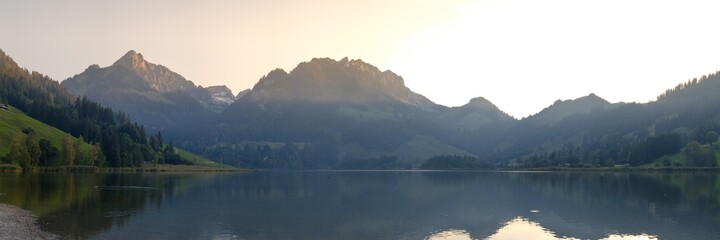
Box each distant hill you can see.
[483,73,720,167]
[439,97,515,131]
[61,50,236,130]
[524,93,611,126]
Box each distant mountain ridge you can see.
[247,57,439,110]
[47,49,720,169]
[439,97,515,131]
[62,50,236,129]
[208,57,487,168]
[111,50,196,92]
[525,93,611,125]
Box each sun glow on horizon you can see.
[386,0,720,118]
[2,0,720,117]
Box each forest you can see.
[0,50,190,169]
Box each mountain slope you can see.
[182,57,477,168]
[486,73,720,167]
[246,57,439,110]
[439,97,515,131]
[524,93,611,126]
[0,106,89,156]
[0,48,219,168]
[61,50,235,130]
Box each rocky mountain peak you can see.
[113,50,147,70]
[105,50,196,92]
[246,57,437,110]
[204,85,236,106]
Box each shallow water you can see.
[0,171,718,239]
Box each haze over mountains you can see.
[6,49,718,169]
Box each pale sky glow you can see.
[2,0,720,118]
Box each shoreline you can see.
[0,164,253,173]
[0,204,58,240]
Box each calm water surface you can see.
[0,171,719,239]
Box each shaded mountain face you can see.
[61,50,235,129]
[524,93,611,126]
[439,97,515,131]
[198,58,495,168]
[480,74,720,166]
[205,85,237,105]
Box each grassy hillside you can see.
[176,149,233,168]
[1,105,229,169]
[648,142,720,167]
[0,106,90,156]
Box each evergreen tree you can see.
[38,139,59,166]
[707,131,718,146]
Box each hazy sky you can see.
[2,0,720,118]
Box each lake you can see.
[0,171,718,239]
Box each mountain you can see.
[524,93,611,126]
[53,50,720,170]
[439,97,515,131]
[485,74,720,167]
[245,57,439,110]
[179,57,474,169]
[61,50,235,130]
[205,85,237,106]
[235,89,251,99]
[0,48,211,168]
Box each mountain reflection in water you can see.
[0,171,717,239]
[427,217,658,240]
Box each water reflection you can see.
[0,171,718,239]
[486,217,577,240]
[0,173,222,239]
[426,217,659,240]
[426,229,473,240]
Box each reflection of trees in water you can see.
[506,172,720,239]
[0,173,221,239]
[420,171,489,186]
[3,172,718,239]
[510,172,719,212]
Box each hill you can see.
[485,72,720,168]
[524,93,611,126]
[438,97,515,131]
[0,106,90,157]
